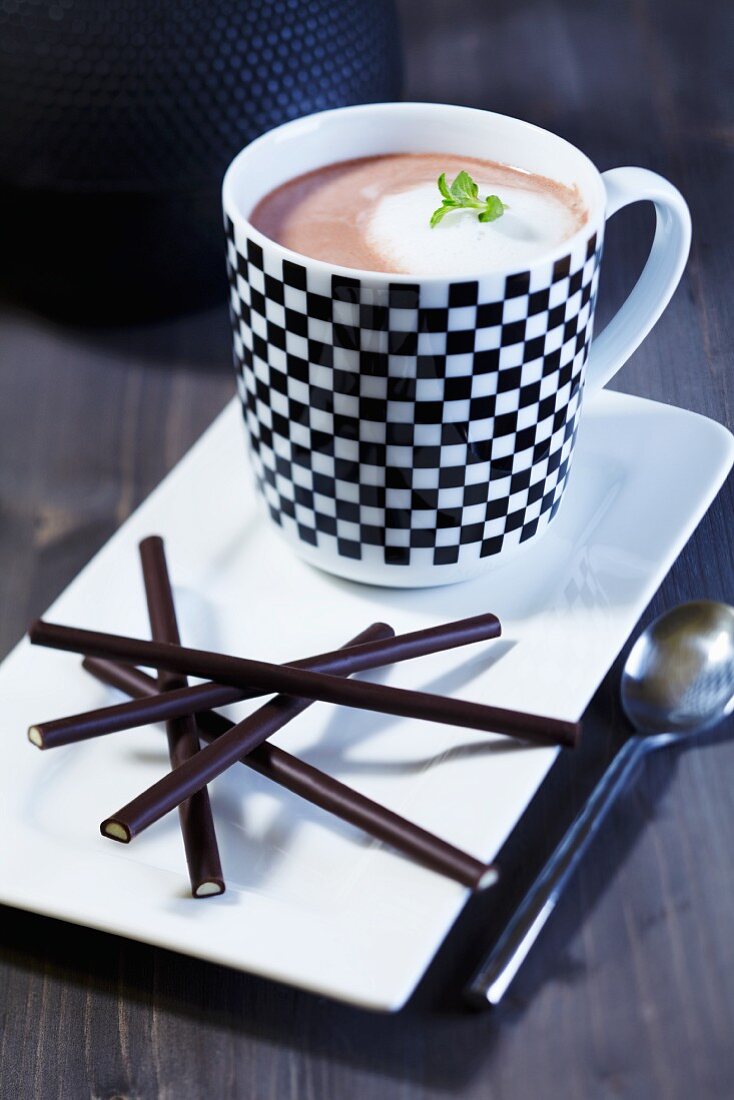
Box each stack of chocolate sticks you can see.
[27,536,581,899]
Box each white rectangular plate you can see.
[1,391,732,1011]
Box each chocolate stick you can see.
[28,618,578,747]
[139,536,224,898]
[84,657,498,892]
[29,613,504,749]
[30,681,261,748]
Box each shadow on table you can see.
[0,294,234,374]
[5,638,717,1094]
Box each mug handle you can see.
[585,167,692,394]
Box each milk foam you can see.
[366,179,580,276]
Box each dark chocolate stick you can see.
[84,657,498,892]
[139,536,224,898]
[28,618,578,747]
[29,613,503,748]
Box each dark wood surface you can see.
[1,0,733,1096]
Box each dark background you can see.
[1,0,733,1096]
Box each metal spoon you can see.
[465,600,734,1008]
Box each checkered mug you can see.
[223,103,690,587]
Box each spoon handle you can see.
[465,736,647,1008]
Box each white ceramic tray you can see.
[1,391,731,1011]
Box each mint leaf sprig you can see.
[430,170,507,228]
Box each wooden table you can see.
[1,1,732,1095]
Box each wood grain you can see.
[1,0,733,1096]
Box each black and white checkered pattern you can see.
[226,215,602,571]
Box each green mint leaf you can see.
[449,170,479,204]
[477,195,506,223]
[429,170,507,228]
[429,203,456,227]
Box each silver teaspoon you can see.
[465,600,734,1008]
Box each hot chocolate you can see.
[250,153,588,275]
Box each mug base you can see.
[271,519,555,589]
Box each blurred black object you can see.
[0,0,402,324]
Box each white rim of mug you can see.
[222,101,608,286]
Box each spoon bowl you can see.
[621,600,734,737]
